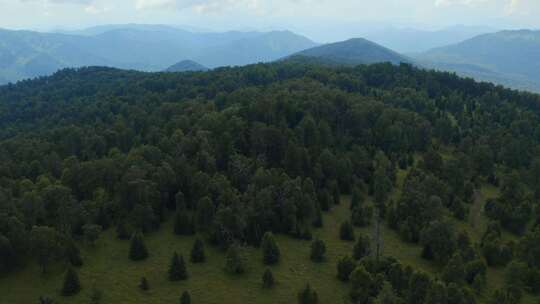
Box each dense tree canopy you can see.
[0,61,540,302]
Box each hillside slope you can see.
[288,38,411,66]
[415,30,540,91]
[194,31,318,68]
[364,25,494,53]
[0,63,539,304]
[0,27,316,84]
[165,60,209,72]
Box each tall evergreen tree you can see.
[174,211,195,235]
[190,238,206,263]
[169,252,188,281]
[373,281,399,304]
[350,266,373,303]
[225,245,245,274]
[261,232,280,265]
[425,281,448,304]
[38,296,54,304]
[65,240,83,267]
[262,268,275,288]
[353,234,371,260]
[337,256,356,281]
[340,221,355,241]
[312,207,323,228]
[180,291,191,304]
[298,283,318,304]
[310,238,326,262]
[116,222,131,240]
[442,253,466,285]
[129,232,149,261]
[350,186,364,210]
[61,267,81,296]
[139,277,149,291]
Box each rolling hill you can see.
[0,62,539,304]
[363,25,495,53]
[287,38,411,66]
[0,26,316,84]
[194,31,318,68]
[165,60,208,72]
[415,30,540,92]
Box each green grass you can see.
[1,189,538,303]
[0,202,353,304]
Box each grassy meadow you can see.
[0,187,538,304]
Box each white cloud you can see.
[435,0,489,7]
[135,0,316,15]
[84,3,111,14]
[505,0,540,15]
[19,0,94,4]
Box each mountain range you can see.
[363,25,495,53]
[0,25,317,84]
[415,30,540,92]
[1,24,540,93]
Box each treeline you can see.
[0,61,539,303]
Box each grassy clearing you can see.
[1,185,538,303]
[0,201,353,304]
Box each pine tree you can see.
[350,266,373,302]
[318,189,331,211]
[298,283,318,304]
[180,291,191,304]
[261,232,280,265]
[353,234,370,260]
[61,267,81,296]
[190,238,206,263]
[225,245,245,274]
[90,286,103,304]
[65,240,83,267]
[442,253,465,285]
[38,296,54,304]
[373,281,399,304]
[129,232,148,261]
[169,252,188,281]
[312,207,323,228]
[262,268,275,288]
[139,277,149,291]
[340,221,355,241]
[174,211,195,235]
[310,238,326,262]
[350,187,364,210]
[337,256,356,281]
[425,281,448,304]
[116,222,130,240]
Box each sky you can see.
[0,0,539,40]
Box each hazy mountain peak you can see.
[289,37,411,66]
[165,60,208,72]
[415,29,540,92]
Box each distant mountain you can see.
[194,31,318,68]
[0,29,110,84]
[288,38,411,66]
[56,24,210,36]
[0,26,316,84]
[363,25,495,53]
[415,30,540,92]
[166,60,208,72]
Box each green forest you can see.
[0,61,539,304]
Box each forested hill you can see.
[0,62,540,304]
[165,60,209,72]
[415,30,540,92]
[289,38,412,66]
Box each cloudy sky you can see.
[1,0,539,39]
